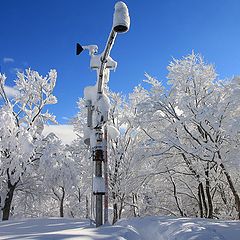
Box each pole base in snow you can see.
[96,194,103,227]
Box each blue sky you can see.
[1,0,240,124]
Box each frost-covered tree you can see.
[73,53,240,221]
[11,133,87,219]
[72,98,95,219]
[135,53,240,219]
[0,69,57,220]
[67,139,91,219]
[107,92,149,223]
[38,133,77,217]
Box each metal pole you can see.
[79,2,130,227]
[94,30,117,228]
[97,30,116,94]
[103,125,109,224]
[95,158,103,227]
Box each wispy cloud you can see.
[0,86,18,99]
[3,57,15,63]
[62,116,70,121]
[62,116,72,123]
[4,86,19,98]
[43,124,77,145]
[12,67,23,73]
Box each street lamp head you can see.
[113,1,130,33]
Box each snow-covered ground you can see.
[0,216,240,240]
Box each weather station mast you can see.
[76,2,130,227]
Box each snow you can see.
[84,86,110,121]
[84,85,97,103]
[108,125,120,139]
[0,218,139,240]
[1,216,240,240]
[105,56,117,71]
[113,1,130,33]
[93,176,105,194]
[83,45,98,56]
[90,54,101,70]
[83,126,91,145]
[118,216,240,240]
[90,55,117,71]
[90,131,97,146]
[96,93,111,119]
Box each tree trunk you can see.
[132,193,139,217]
[169,174,185,217]
[198,183,204,218]
[59,187,65,218]
[2,183,16,221]
[199,182,208,217]
[220,162,240,219]
[86,195,89,219]
[181,153,203,217]
[119,195,125,219]
[112,203,118,224]
[2,169,19,221]
[205,166,213,218]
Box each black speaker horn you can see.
[76,43,84,55]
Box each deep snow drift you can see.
[0,216,240,240]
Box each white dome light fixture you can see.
[113,1,130,33]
